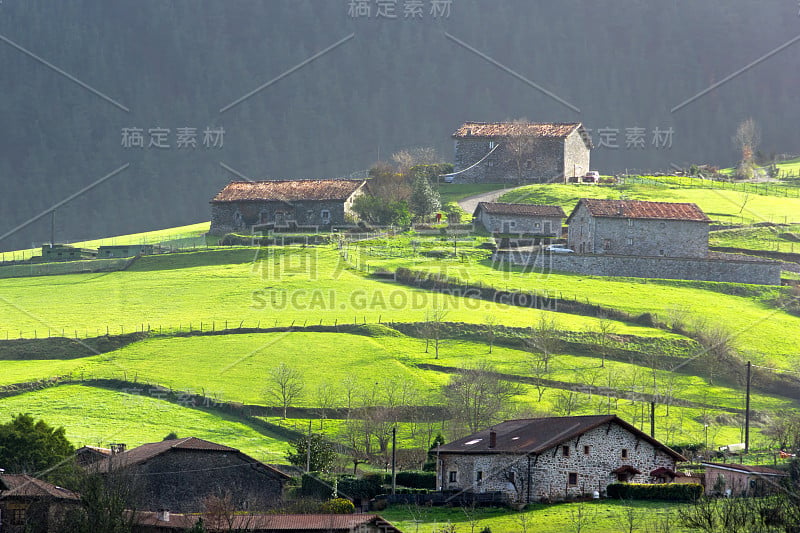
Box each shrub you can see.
[320,498,355,514]
[606,482,703,501]
[396,471,436,489]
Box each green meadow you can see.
[0,385,289,463]
[499,183,800,225]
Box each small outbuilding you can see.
[40,244,97,262]
[472,202,565,238]
[97,244,154,259]
[702,462,788,497]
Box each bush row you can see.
[606,482,703,501]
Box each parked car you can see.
[544,245,574,253]
[582,171,600,183]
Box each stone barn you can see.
[436,415,685,503]
[472,202,565,238]
[209,179,366,235]
[451,121,592,183]
[89,437,290,513]
[566,198,711,257]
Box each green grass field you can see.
[381,500,691,533]
[499,183,800,225]
[710,225,800,253]
[0,247,669,338]
[0,385,289,463]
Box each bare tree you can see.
[567,503,594,533]
[443,362,523,433]
[592,315,617,368]
[392,147,442,176]
[265,363,304,419]
[525,314,561,372]
[425,306,449,359]
[505,119,539,184]
[316,382,336,430]
[732,118,761,178]
[484,314,498,354]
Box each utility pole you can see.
[391,427,397,495]
[745,361,751,453]
[50,210,56,247]
[650,402,655,438]
[306,420,312,473]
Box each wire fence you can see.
[621,174,800,199]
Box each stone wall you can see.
[496,249,782,285]
[439,422,677,503]
[120,450,285,512]
[562,129,591,178]
[567,203,709,257]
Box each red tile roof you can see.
[453,121,583,139]
[89,437,290,479]
[0,474,80,500]
[702,462,788,476]
[474,202,566,218]
[437,415,685,461]
[211,179,365,203]
[132,512,403,531]
[571,199,711,222]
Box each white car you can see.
[545,245,574,253]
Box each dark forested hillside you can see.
[1,0,798,250]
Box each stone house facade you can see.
[89,437,290,513]
[472,202,566,237]
[209,179,367,235]
[451,122,592,183]
[567,199,711,257]
[702,462,788,497]
[0,473,81,533]
[436,415,685,503]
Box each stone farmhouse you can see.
[209,179,367,235]
[702,462,788,497]
[436,415,685,503]
[473,202,565,238]
[0,472,81,533]
[566,198,711,257]
[451,121,592,183]
[89,437,290,513]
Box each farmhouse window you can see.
[321,209,331,222]
[487,160,494,167]
[626,238,633,246]
[12,508,26,525]
[584,445,591,455]
[562,445,570,457]
[448,471,457,483]
[534,222,541,229]
[621,448,628,459]
[489,141,496,149]
[476,471,483,482]
[627,218,633,227]
[524,159,534,170]
[568,473,578,486]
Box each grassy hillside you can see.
[710,225,800,253]
[0,385,289,463]
[499,183,800,225]
[0,247,668,338]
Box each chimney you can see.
[157,509,170,522]
[489,429,497,449]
